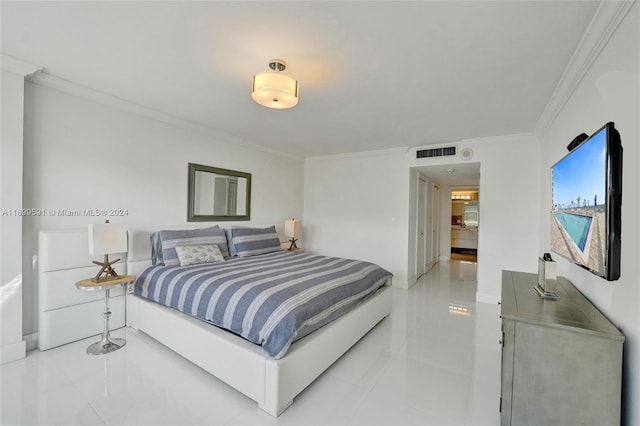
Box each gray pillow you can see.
[150,232,164,265]
[158,226,227,266]
[224,226,247,257]
[229,226,281,257]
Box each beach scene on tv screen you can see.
[550,129,607,276]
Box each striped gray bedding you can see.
[134,251,392,358]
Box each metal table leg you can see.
[86,288,126,355]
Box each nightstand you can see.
[76,274,135,355]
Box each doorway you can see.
[451,188,479,262]
[409,162,480,286]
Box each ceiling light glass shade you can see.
[252,72,299,109]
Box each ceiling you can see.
[1,1,600,159]
[415,162,481,188]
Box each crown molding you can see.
[305,146,409,162]
[1,54,42,76]
[535,0,636,138]
[461,132,537,146]
[410,132,536,154]
[26,71,303,162]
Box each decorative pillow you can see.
[229,226,281,257]
[175,244,225,266]
[159,226,228,266]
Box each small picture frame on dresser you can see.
[535,255,559,299]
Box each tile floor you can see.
[1,260,502,426]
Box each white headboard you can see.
[126,227,155,276]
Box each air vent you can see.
[416,146,456,159]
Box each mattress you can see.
[134,251,392,358]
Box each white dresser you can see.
[38,230,126,350]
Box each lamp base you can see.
[287,238,298,251]
[86,337,126,355]
[92,254,121,282]
[86,288,126,355]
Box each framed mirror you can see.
[187,163,251,222]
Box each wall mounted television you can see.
[550,122,622,281]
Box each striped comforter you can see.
[134,251,392,358]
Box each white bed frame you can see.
[126,227,391,416]
[38,227,392,417]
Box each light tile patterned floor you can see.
[1,260,501,426]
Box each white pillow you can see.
[175,244,225,266]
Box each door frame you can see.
[430,183,440,268]
[416,175,427,278]
[416,174,441,278]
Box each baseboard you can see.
[439,255,450,262]
[392,279,409,290]
[406,276,418,290]
[476,291,499,305]
[0,340,26,365]
[24,333,38,352]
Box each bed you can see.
[125,226,393,416]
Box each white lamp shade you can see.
[284,219,301,239]
[252,73,299,109]
[88,222,128,255]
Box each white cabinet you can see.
[451,227,478,249]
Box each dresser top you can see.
[501,270,624,341]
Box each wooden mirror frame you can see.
[187,163,251,222]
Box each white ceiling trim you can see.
[461,132,537,146]
[410,132,536,155]
[310,131,538,165]
[26,71,304,162]
[1,54,42,76]
[535,0,636,138]
[305,146,410,162]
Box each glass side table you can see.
[76,274,135,355]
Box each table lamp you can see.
[284,218,301,250]
[88,220,128,282]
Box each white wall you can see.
[304,149,410,287]
[21,79,305,337]
[537,5,639,424]
[408,135,541,301]
[1,57,41,363]
[1,70,27,363]
[304,135,540,297]
[471,136,541,303]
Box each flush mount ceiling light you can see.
[252,59,299,109]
